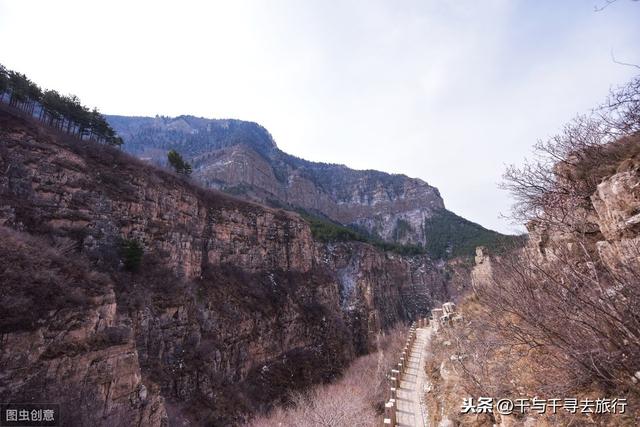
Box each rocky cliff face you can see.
[0,227,167,427]
[590,159,640,268]
[107,115,445,246]
[0,111,449,425]
[524,138,640,271]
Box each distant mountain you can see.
[107,114,514,257]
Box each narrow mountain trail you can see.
[396,326,432,427]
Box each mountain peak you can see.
[106,114,278,156]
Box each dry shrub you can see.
[250,382,374,427]
[247,324,407,427]
[0,226,110,334]
[438,243,640,425]
[502,75,640,233]
[471,246,640,393]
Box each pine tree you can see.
[0,65,7,94]
[0,63,124,146]
[167,149,192,176]
[121,239,144,272]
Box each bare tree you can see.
[502,76,640,232]
[463,243,640,393]
[594,0,640,12]
[248,325,406,426]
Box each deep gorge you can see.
[0,109,453,425]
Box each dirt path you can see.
[395,326,432,427]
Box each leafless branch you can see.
[611,50,640,70]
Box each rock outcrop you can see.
[591,160,640,271]
[0,110,450,425]
[522,139,640,271]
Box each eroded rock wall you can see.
[0,112,447,425]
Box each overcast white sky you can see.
[1,0,639,233]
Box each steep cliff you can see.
[0,110,449,425]
[107,115,457,247]
[0,226,167,426]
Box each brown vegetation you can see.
[438,251,640,425]
[473,247,640,393]
[248,324,407,427]
[0,226,110,334]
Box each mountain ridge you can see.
[107,114,514,256]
